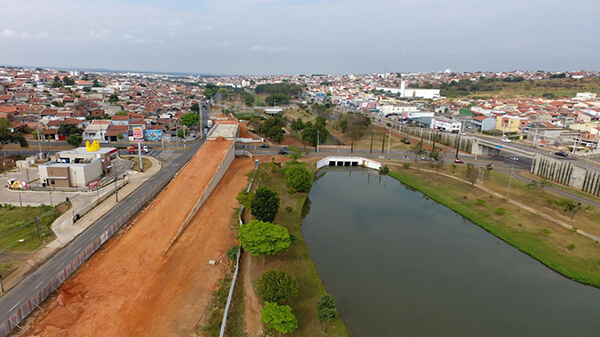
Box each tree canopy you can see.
[257,269,298,304]
[0,119,28,151]
[66,134,83,147]
[238,220,291,256]
[261,302,298,334]
[285,165,312,192]
[317,294,338,322]
[58,124,82,136]
[255,83,303,96]
[180,113,200,126]
[108,94,119,104]
[250,187,280,222]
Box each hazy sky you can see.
[0,0,598,75]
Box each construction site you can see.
[18,122,254,336]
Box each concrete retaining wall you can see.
[164,141,235,254]
[531,153,600,196]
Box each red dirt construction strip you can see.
[20,139,254,337]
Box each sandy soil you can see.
[238,123,261,140]
[21,139,254,337]
[242,251,263,337]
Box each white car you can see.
[501,138,511,143]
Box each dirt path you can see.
[242,251,263,337]
[20,140,254,337]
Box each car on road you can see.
[127,145,149,154]
[454,158,464,164]
[554,151,568,158]
[501,138,511,143]
[260,143,269,148]
[278,148,289,155]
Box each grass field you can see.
[242,160,349,337]
[124,156,153,172]
[387,166,600,288]
[0,203,68,252]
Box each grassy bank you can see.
[0,203,68,251]
[243,161,349,336]
[388,168,600,288]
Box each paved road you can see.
[0,139,204,331]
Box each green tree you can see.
[83,86,92,92]
[177,126,188,138]
[265,93,291,106]
[238,220,291,256]
[465,163,480,186]
[0,119,28,151]
[285,165,312,192]
[190,103,200,112]
[180,113,200,126]
[261,302,298,334]
[66,134,83,147]
[563,200,582,220]
[317,294,338,322]
[114,111,128,116]
[250,187,280,222]
[257,270,298,304]
[58,124,82,136]
[108,94,119,104]
[237,190,254,209]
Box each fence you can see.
[0,153,191,337]
[219,162,258,337]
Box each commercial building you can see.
[38,142,117,188]
[376,81,441,99]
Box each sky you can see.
[0,0,598,75]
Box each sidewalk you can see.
[0,155,162,294]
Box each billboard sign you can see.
[88,179,100,189]
[133,127,144,141]
[145,129,163,142]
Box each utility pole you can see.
[387,128,391,154]
[370,132,374,154]
[114,163,118,202]
[381,131,385,154]
[455,133,462,159]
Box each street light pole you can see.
[114,160,119,203]
[387,128,391,154]
[507,157,518,198]
[316,129,320,153]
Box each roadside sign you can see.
[88,179,100,189]
[133,127,143,141]
[496,145,502,149]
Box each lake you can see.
[302,169,600,337]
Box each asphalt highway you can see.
[0,139,204,331]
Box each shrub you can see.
[567,243,575,250]
[261,302,298,334]
[257,270,298,304]
[402,163,411,169]
[317,294,338,322]
[379,165,390,175]
[285,206,293,213]
[475,199,486,207]
[284,166,312,193]
[495,207,506,215]
[540,229,552,236]
[226,245,239,261]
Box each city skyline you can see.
[0,0,598,75]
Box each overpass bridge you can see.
[471,138,536,159]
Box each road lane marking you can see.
[9,301,21,311]
[56,262,65,270]
[35,281,44,289]
[75,247,81,254]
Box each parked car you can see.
[501,138,511,143]
[454,158,464,164]
[554,151,568,158]
[260,143,269,148]
[278,148,289,155]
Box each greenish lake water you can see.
[302,169,600,337]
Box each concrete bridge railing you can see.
[317,156,382,170]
